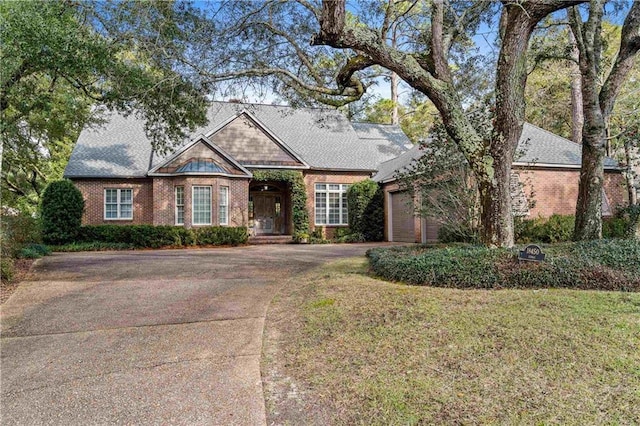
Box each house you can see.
[64,101,411,238]
[375,123,627,242]
[65,102,627,243]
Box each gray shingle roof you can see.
[517,123,618,168]
[373,144,422,183]
[65,102,415,178]
[373,122,620,183]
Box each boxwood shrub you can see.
[367,239,640,291]
[73,225,248,249]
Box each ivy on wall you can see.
[251,170,310,236]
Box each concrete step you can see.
[248,235,293,245]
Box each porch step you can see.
[248,235,293,245]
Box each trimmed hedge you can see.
[73,225,248,249]
[367,240,640,291]
[346,180,384,241]
[41,180,84,244]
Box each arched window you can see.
[176,159,227,174]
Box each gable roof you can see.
[374,122,620,183]
[515,123,618,168]
[65,102,412,178]
[148,135,252,178]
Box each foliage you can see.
[397,124,481,240]
[0,1,209,211]
[1,257,14,281]
[367,240,640,291]
[17,243,51,259]
[50,242,135,252]
[252,170,309,236]
[514,214,575,243]
[0,211,42,257]
[40,180,84,245]
[362,97,439,143]
[76,225,248,248]
[346,180,384,242]
[438,224,479,244]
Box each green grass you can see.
[264,258,640,425]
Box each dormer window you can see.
[176,158,228,174]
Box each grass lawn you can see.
[263,258,640,425]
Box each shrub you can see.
[50,242,135,252]
[41,180,84,244]
[17,243,51,259]
[438,223,479,244]
[1,257,14,281]
[75,224,247,248]
[1,212,42,257]
[515,214,574,243]
[347,180,384,241]
[602,217,627,239]
[367,240,640,291]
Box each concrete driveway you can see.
[1,243,384,425]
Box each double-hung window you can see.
[219,186,229,225]
[192,186,212,225]
[315,184,349,225]
[104,188,133,220]
[175,186,185,225]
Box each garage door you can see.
[391,191,415,242]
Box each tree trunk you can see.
[568,30,584,144]
[390,72,399,125]
[624,141,638,205]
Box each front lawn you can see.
[263,258,640,425]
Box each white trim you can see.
[314,183,350,226]
[244,164,309,170]
[512,161,621,171]
[175,186,184,225]
[219,186,229,226]
[148,171,249,179]
[103,188,133,220]
[192,185,212,226]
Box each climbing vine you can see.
[251,170,309,236]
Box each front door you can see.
[253,194,276,234]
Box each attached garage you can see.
[390,191,416,242]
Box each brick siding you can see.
[514,167,627,218]
[303,170,372,238]
[73,179,154,225]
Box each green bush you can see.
[41,180,84,244]
[347,180,384,241]
[1,212,42,257]
[75,224,247,248]
[50,242,135,252]
[437,223,479,244]
[367,240,640,291]
[515,214,575,243]
[602,217,628,239]
[17,243,51,259]
[1,257,14,281]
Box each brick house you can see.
[65,103,626,243]
[374,123,627,242]
[64,101,411,238]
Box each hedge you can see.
[41,180,84,244]
[367,239,640,291]
[346,179,384,241]
[73,225,248,249]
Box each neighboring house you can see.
[64,101,411,238]
[374,123,627,243]
[65,104,627,243]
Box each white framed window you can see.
[219,186,229,225]
[192,186,212,225]
[104,188,133,220]
[175,186,184,225]
[315,183,349,225]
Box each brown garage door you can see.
[391,191,415,242]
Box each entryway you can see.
[249,181,289,235]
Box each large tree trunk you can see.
[390,72,399,125]
[568,29,584,144]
